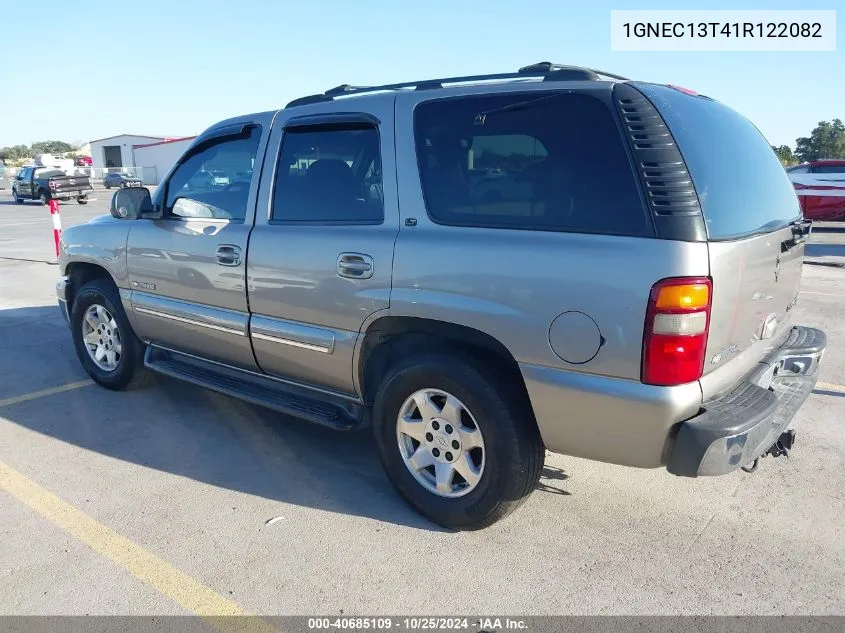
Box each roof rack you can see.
[285,62,629,108]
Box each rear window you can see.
[413,92,651,236]
[637,83,801,240]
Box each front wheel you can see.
[373,352,544,530]
[70,279,150,390]
[12,188,23,204]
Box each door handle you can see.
[337,253,374,279]
[216,244,242,267]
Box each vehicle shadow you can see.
[0,305,568,531]
[813,389,845,398]
[536,464,572,496]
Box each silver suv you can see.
[57,63,826,530]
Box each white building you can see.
[132,136,196,185]
[88,134,169,171]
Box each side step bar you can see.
[144,346,367,431]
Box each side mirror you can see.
[110,186,154,220]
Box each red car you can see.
[75,155,93,167]
[787,159,845,221]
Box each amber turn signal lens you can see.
[654,284,710,310]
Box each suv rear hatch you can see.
[637,84,807,399]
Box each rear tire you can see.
[70,279,150,390]
[38,190,49,205]
[76,196,88,205]
[373,352,544,530]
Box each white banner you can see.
[611,10,836,52]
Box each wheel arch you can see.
[65,262,117,313]
[357,316,533,411]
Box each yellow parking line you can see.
[0,461,276,633]
[0,380,94,408]
[815,381,845,394]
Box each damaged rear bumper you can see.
[667,326,826,477]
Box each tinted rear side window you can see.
[414,92,651,236]
[637,84,801,240]
[812,164,845,174]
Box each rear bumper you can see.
[667,326,826,477]
[53,189,92,199]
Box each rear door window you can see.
[413,92,651,236]
[636,83,801,240]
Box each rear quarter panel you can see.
[389,226,711,381]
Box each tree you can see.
[0,144,31,161]
[0,140,79,164]
[772,145,797,165]
[795,119,845,162]
[30,140,74,155]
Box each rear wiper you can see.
[473,93,569,125]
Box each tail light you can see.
[49,180,57,190]
[642,277,712,386]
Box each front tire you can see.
[70,279,150,390]
[12,187,23,203]
[373,352,544,530]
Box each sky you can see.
[0,0,841,150]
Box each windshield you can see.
[637,83,801,240]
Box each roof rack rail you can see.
[285,62,629,108]
[518,62,630,81]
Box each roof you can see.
[88,133,169,144]
[133,136,197,149]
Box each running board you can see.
[144,346,366,430]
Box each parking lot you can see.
[1,192,844,618]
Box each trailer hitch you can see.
[741,430,796,474]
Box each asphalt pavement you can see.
[1,192,844,618]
